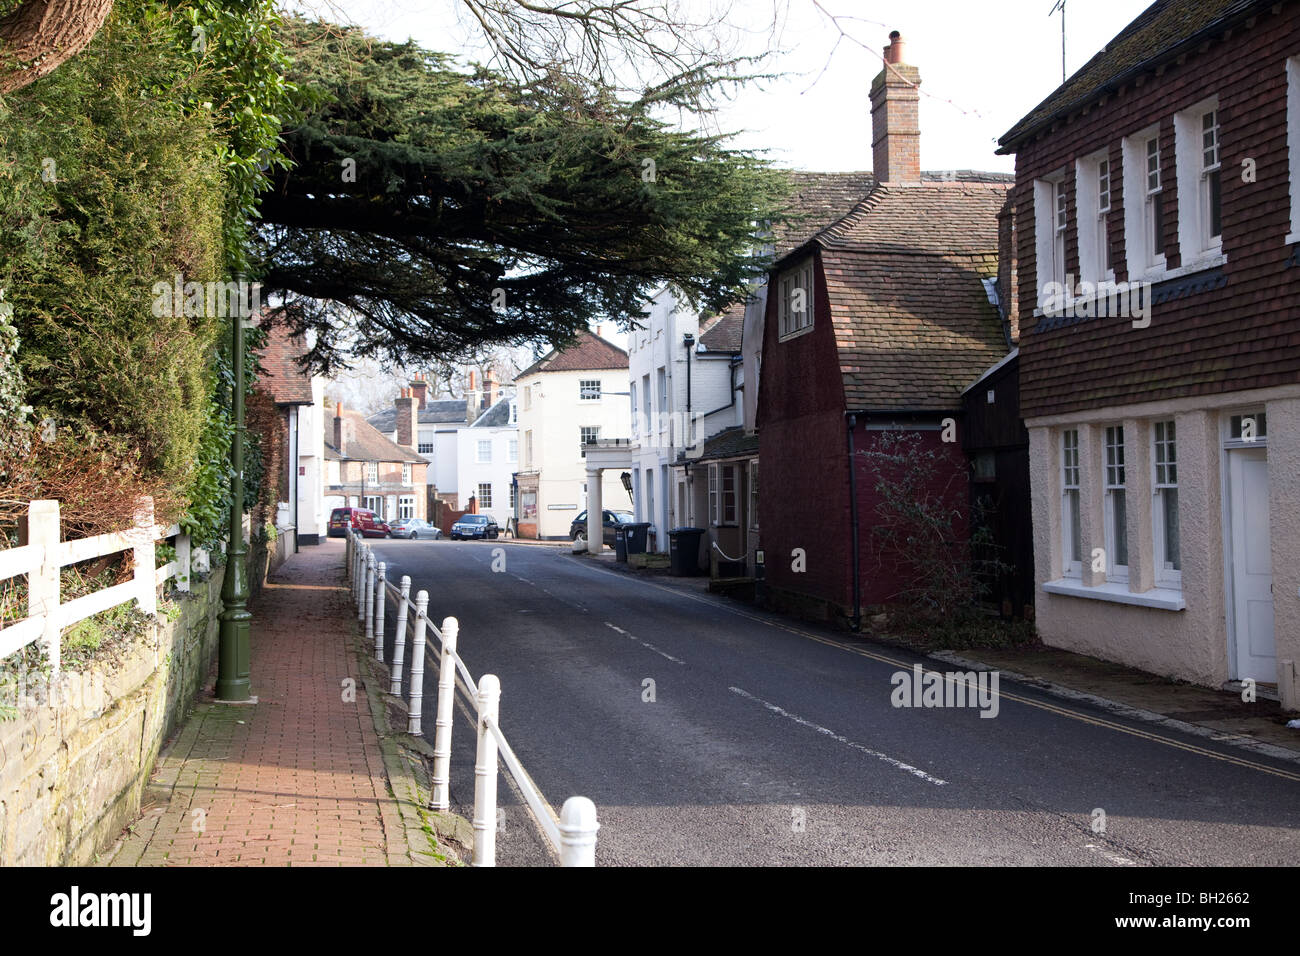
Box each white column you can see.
[586,467,603,553]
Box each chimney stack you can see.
[333,402,346,453]
[870,30,921,184]
[486,369,500,409]
[395,387,417,449]
[409,372,429,410]
[466,370,479,425]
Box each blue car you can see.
[450,514,500,540]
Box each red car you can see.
[327,507,391,538]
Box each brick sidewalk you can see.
[108,538,435,867]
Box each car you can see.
[388,517,441,540]
[570,509,635,548]
[328,507,391,538]
[450,513,500,540]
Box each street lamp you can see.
[216,289,254,703]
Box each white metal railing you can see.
[1,498,197,672]
[345,530,598,866]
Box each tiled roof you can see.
[789,181,1012,410]
[699,308,744,351]
[255,320,315,405]
[471,396,514,428]
[679,426,759,463]
[369,398,472,432]
[999,0,1266,151]
[516,330,629,380]
[326,409,426,464]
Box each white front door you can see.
[1228,447,1276,682]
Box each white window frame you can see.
[507,438,518,463]
[1061,429,1082,578]
[1122,125,1168,278]
[720,463,738,525]
[1075,151,1114,285]
[477,482,493,509]
[523,385,532,410]
[477,439,492,464]
[1174,97,1223,266]
[509,483,517,510]
[366,461,378,484]
[1152,420,1182,589]
[1288,57,1300,242]
[579,379,601,401]
[748,459,759,531]
[579,425,599,457]
[1102,425,1129,584]
[402,462,412,485]
[1033,173,1068,308]
[418,441,435,454]
[525,429,533,468]
[398,495,416,520]
[707,463,719,525]
[630,382,638,435]
[777,257,815,340]
[510,402,517,424]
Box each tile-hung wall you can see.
[1009,7,1300,701]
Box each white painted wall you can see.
[456,402,519,526]
[518,363,631,538]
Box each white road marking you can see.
[729,686,949,786]
[1084,843,1137,866]
[604,622,685,664]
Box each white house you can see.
[514,331,632,540]
[628,286,743,552]
[456,394,519,527]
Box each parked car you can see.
[388,517,441,540]
[570,509,634,548]
[327,507,390,538]
[450,514,500,540]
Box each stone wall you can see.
[0,539,269,866]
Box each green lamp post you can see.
[216,297,253,702]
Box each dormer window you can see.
[777,257,815,340]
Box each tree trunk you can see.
[0,0,114,95]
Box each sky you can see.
[292,0,1157,174]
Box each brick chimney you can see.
[395,387,417,449]
[409,372,428,410]
[870,31,921,184]
[485,369,500,408]
[333,402,350,454]
[466,370,479,425]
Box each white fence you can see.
[1,498,197,673]
[346,531,599,867]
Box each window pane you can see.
[1151,190,1164,254]
[1164,489,1180,571]
[1068,489,1081,564]
[1113,489,1128,567]
[1208,168,1221,239]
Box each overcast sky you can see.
[300,0,1156,173]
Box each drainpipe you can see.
[846,413,862,632]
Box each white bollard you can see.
[472,674,501,867]
[355,540,365,617]
[364,553,376,638]
[407,590,429,735]
[389,576,411,695]
[374,561,386,661]
[430,616,459,812]
[558,797,600,867]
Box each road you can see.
[364,537,1300,866]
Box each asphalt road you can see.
[364,537,1300,866]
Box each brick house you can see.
[998,0,1300,703]
[324,404,428,522]
[757,33,1013,625]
